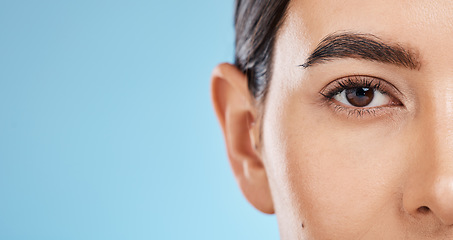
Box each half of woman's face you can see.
[263,0,453,238]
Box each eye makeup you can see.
[319,75,403,118]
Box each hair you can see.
[234,0,291,100]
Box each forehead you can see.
[286,0,453,47]
[288,0,453,39]
[274,0,453,76]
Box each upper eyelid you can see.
[320,75,403,98]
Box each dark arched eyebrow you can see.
[300,32,421,70]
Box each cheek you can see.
[263,93,409,238]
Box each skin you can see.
[211,0,453,239]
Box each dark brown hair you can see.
[234,0,291,99]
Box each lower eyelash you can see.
[321,97,401,120]
[331,104,378,118]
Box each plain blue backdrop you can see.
[0,1,279,239]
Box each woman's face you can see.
[262,0,453,239]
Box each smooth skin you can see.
[212,0,453,239]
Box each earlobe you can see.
[211,63,274,214]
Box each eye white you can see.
[333,89,391,107]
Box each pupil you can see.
[345,87,374,107]
[356,88,368,96]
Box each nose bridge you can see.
[403,83,453,225]
[428,81,453,157]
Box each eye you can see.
[333,87,391,108]
[319,76,403,117]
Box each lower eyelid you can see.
[329,104,383,119]
[327,98,403,119]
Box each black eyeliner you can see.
[319,75,403,119]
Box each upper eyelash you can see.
[320,75,387,99]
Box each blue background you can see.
[0,1,279,239]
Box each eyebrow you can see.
[300,32,421,70]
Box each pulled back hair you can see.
[234,0,291,99]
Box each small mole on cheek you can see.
[301,222,305,229]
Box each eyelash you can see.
[319,75,402,118]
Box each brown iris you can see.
[345,87,374,107]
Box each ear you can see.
[211,63,274,214]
